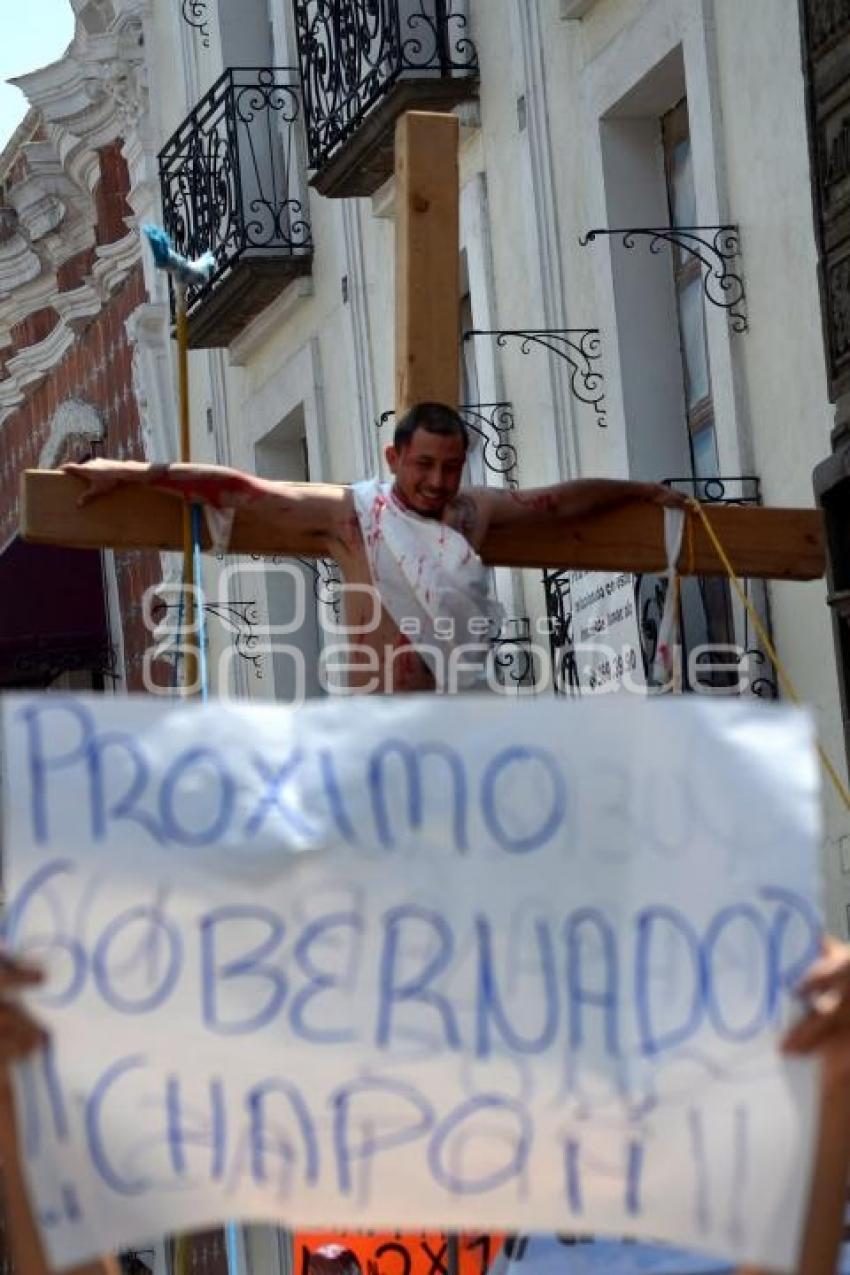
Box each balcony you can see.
[635,477,777,696]
[293,0,479,197]
[544,477,778,698]
[159,68,313,349]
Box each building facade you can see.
[137,0,847,924]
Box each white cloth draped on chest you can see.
[351,478,503,689]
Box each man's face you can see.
[386,428,467,518]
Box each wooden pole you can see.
[395,111,460,416]
[392,107,462,1275]
[737,1065,850,1275]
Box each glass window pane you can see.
[691,418,719,484]
[678,276,710,408]
[669,138,696,228]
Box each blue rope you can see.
[190,503,209,703]
[172,590,184,693]
[225,1224,243,1275]
[191,504,240,1271]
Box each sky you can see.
[0,0,76,153]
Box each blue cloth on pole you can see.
[142,224,215,285]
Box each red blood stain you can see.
[508,490,557,514]
[153,471,261,510]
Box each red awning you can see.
[0,537,110,687]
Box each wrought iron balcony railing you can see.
[544,476,778,698]
[542,570,581,697]
[159,68,313,348]
[635,476,777,696]
[489,616,538,693]
[293,0,479,196]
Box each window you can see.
[254,408,323,702]
[662,99,734,676]
[662,100,719,486]
[459,289,486,487]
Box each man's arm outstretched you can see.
[449,478,688,549]
[61,459,352,556]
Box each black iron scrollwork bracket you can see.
[377,403,520,487]
[579,226,748,334]
[490,616,536,689]
[154,599,263,678]
[463,330,607,427]
[299,558,343,622]
[203,602,264,677]
[181,0,210,47]
[254,553,342,622]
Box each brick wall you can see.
[10,306,60,350]
[0,262,167,692]
[56,247,97,293]
[94,140,133,247]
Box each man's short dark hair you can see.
[394,402,469,452]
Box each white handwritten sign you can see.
[0,694,822,1272]
[568,572,645,692]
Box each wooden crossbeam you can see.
[19,470,826,580]
[482,502,824,579]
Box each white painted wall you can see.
[145,0,850,928]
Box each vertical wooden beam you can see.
[395,111,460,416]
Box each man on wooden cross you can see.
[61,400,685,695]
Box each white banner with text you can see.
[0,694,822,1270]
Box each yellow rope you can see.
[686,497,850,814]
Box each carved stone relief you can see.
[38,398,104,467]
[823,105,850,209]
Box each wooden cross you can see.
[13,112,845,1274]
[18,111,824,580]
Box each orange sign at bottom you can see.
[296,1233,504,1275]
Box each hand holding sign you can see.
[783,937,850,1071]
[0,953,46,1060]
